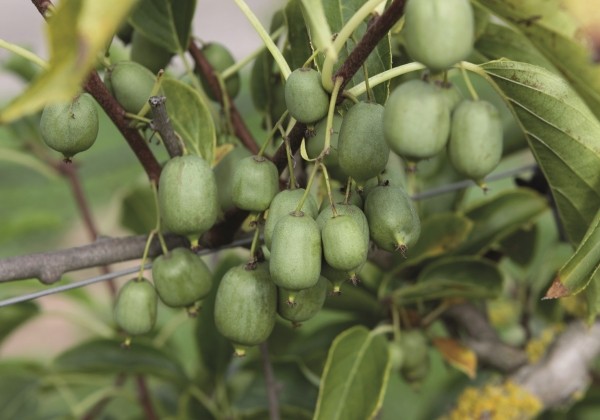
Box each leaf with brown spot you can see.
[432,337,478,379]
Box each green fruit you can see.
[264,189,318,249]
[270,212,322,300]
[131,31,173,73]
[214,263,277,356]
[277,276,328,324]
[114,278,158,335]
[321,263,350,294]
[338,102,390,183]
[214,146,252,213]
[232,155,279,212]
[321,215,369,272]
[399,330,430,384]
[107,61,156,113]
[200,43,240,101]
[40,93,99,158]
[317,203,369,251]
[158,155,219,236]
[284,68,330,124]
[383,80,450,161]
[388,339,405,371]
[447,99,503,183]
[364,185,420,253]
[403,0,475,71]
[151,248,212,307]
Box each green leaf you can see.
[480,61,600,244]
[314,326,391,420]
[0,365,40,419]
[545,208,600,298]
[161,77,216,163]
[402,213,474,267]
[499,225,538,267]
[475,22,557,72]
[0,302,39,343]
[119,183,156,234]
[585,269,600,324]
[394,257,503,303]
[453,188,548,255]
[478,0,600,119]
[319,0,391,104]
[0,0,138,123]
[285,0,314,70]
[129,0,197,53]
[53,338,188,385]
[0,148,58,180]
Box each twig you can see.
[259,342,281,420]
[0,234,188,285]
[148,96,183,158]
[444,303,528,372]
[332,0,407,96]
[188,41,260,155]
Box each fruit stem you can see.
[344,177,353,205]
[284,135,297,189]
[346,62,426,97]
[137,70,165,118]
[233,0,291,79]
[370,324,395,336]
[391,304,401,341]
[320,77,343,159]
[294,160,320,214]
[321,0,387,91]
[0,39,48,69]
[222,26,285,80]
[150,181,170,256]
[259,110,289,157]
[137,231,156,281]
[460,65,479,101]
[302,48,323,68]
[216,75,235,134]
[320,163,338,216]
[248,213,263,261]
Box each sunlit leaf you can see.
[480,61,600,244]
[432,337,477,379]
[129,0,196,53]
[478,0,600,119]
[161,77,216,163]
[314,326,391,420]
[0,0,139,123]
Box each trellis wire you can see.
[0,163,538,308]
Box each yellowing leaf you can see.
[432,337,478,379]
[0,0,138,123]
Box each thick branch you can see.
[513,321,600,408]
[149,96,183,158]
[188,41,260,155]
[0,234,188,284]
[333,0,407,95]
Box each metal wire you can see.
[0,163,538,308]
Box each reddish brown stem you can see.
[55,161,117,297]
[135,375,159,420]
[188,41,260,155]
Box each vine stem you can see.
[232,0,291,79]
[345,62,426,97]
[321,0,386,91]
[259,342,281,420]
[135,375,158,420]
